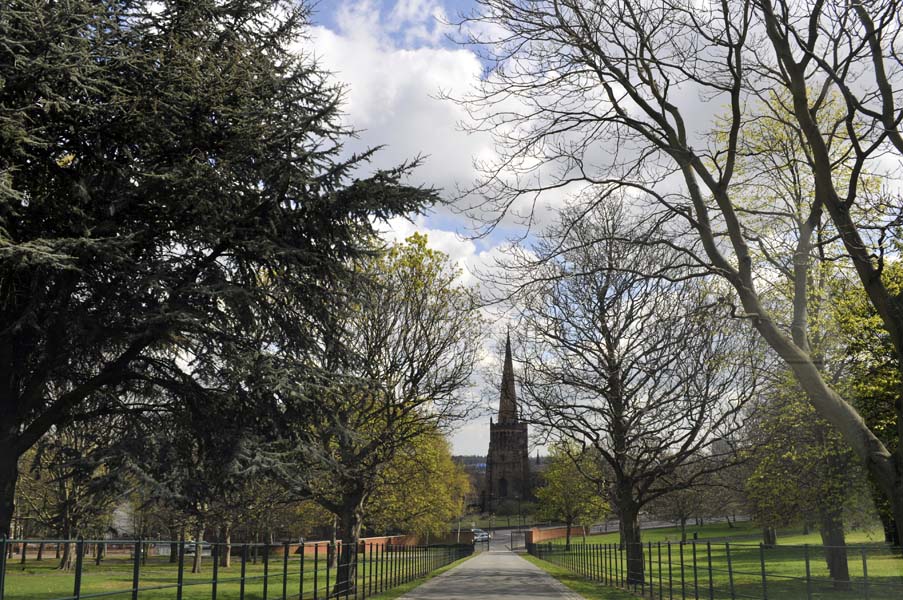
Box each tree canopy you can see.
[0,0,436,536]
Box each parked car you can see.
[471,528,491,543]
[184,542,211,555]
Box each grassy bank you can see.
[2,546,467,600]
[533,521,903,600]
[554,520,890,546]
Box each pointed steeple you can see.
[498,331,518,422]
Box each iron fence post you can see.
[240,544,248,600]
[368,543,374,598]
[176,539,185,600]
[679,542,686,600]
[706,542,713,600]
[327,542,334,599]
[692,542,698,600]
[648,541,653,598]
[212,542,219,600]
[759,543,767,600]
[596,543,600,582]
[725,542,734,600]
[263,542,269,600]
[131,539,141,600]
[804,544,812,600]
[300,542,306,600]
[73,538,85,600]
[658,542,663,600]
[313,543,319,600]
[282,542,289,600]
[378,544,383,594]
[603,543,608,585]
[861,547,870,600]
[0,536,6,600]
[668,542,673,600]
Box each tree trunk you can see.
[0,450,18,538]
[819,509,851,590]
[58,539,72,571]
[565,520,572,550]
[680,517,687,543]
[169,524,180,564]
[58,544,71,571]
[37,542,44,561]
[328,518,337,569]
[762,526,777,548]
[616,487,644,585]
[725,515,734,529]
[220,525,232,568]
[192,524,204,574]
[891,483,903,557]
[334,499,365,598]
[882,516,900,546]
[95,542,104,566]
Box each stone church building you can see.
[484,334,531,511]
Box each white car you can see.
[471,528,491,543]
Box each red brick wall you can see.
[525,525,583,545]
[273,534,465,557]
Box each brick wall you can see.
[524,525,584,545]
[272,533,472,557]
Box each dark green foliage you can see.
[0,0,436,535]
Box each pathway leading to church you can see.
[397,533,584,599]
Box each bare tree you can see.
[268,235,483,596]
[503,202,763,583]
[457,0,903,535]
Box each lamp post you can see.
[456,495,465,543]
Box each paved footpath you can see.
[397,549,584,599]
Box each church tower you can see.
[485,333,530,511]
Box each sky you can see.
[306,0,519,455]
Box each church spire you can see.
[498,331,517,422]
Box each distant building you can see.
[484,333,531,512]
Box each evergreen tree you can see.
[0,0,434,536]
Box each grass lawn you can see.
[2,545,465,600]
[556,520,891,546]
[535,521,903,599]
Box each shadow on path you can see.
[397,550,584,599]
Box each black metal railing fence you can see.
[528,540,903,599]
[0,537,473,600]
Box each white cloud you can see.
[308,1,553,455]
[309,8,489,197]
[388,0,449,46]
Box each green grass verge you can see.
[2,547,469,600]
[533,524,903,600]
[364,553,475,599]
[520,554,636,599]
[555,520,890,546]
